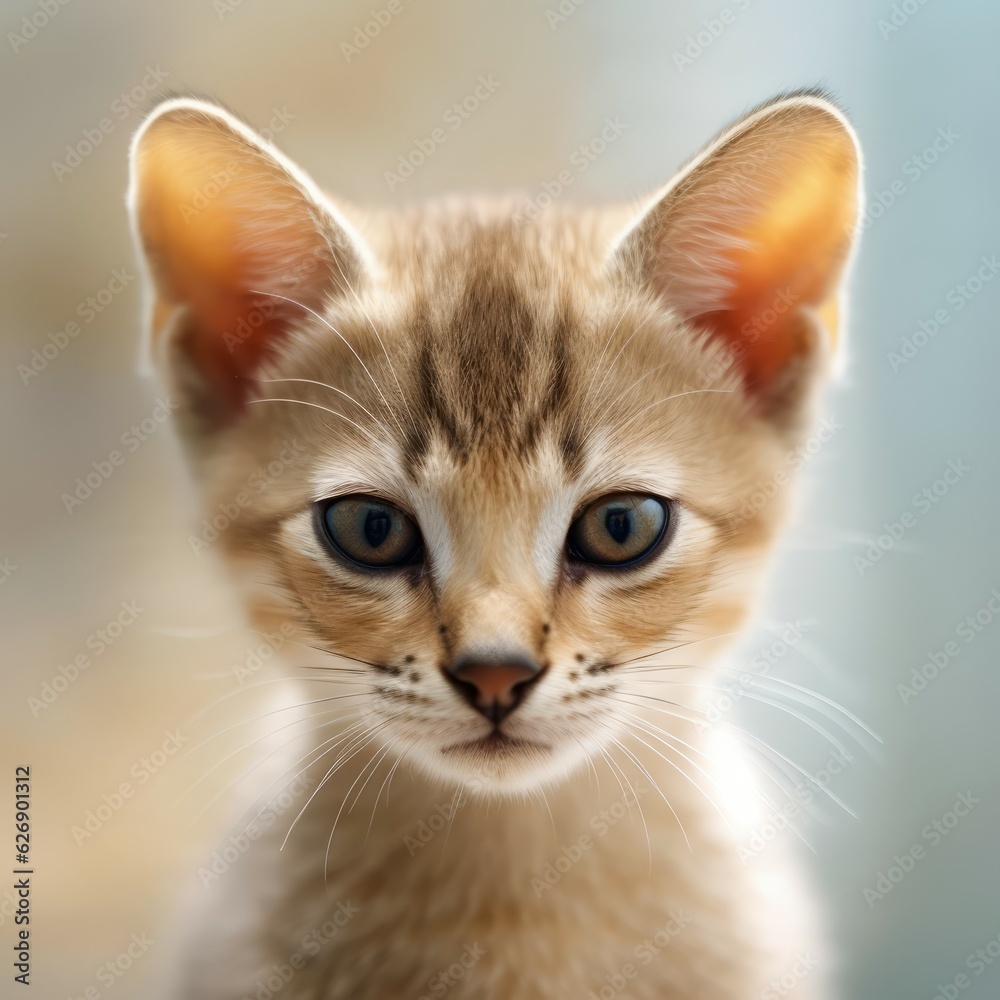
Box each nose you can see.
[445,655,543,724]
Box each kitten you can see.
[128,89,861,999]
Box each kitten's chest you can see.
[240,772,766,1000]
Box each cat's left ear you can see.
[610,92,861,417]
[128,98,375,424]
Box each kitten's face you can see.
[130,95,859,793]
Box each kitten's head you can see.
[129,92,860,794]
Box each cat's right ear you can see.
[128,98,375,426]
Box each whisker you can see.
[623,710,816,854]
[346,743,396,816]
[188,710,367,832]
[437,784,467,869]
[616,692,856,818]
[178,698,367,801]
[325,253,415,427]
[185,672,364,718]
[619,388,737,432]
[592,311,659,399]
[249,289,408,437]
[235,716,376,835]
[573,736,603,796]
[612,628,758,669]
[256,377,390,432]
[227,725,377,841]
[604,731,687,853]
[367,746,408,841]
[323,721,397,881]
[618,651,879,745]
[595,744,632,809]
[603,734,655,866]
[281,719,386,857]
[621,677,854,757]
[247,397,383,445]
[584,288,644,399]
[618,719,734,835]
[612,692,819,817]
[179,691,370,764]
[606,695,782,805]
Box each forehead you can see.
[273,210,747,498]
[401,243,582,476]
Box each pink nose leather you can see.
[447,658,541,723]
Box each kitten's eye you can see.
[567,494,669,567]
[318,496,422,568]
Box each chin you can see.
[410,728,593,797]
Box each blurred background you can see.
[1,1,999,997]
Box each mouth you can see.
[441,730,550,757]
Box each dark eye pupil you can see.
[567,493,669,567]
[320,496,421,568]
[364,510,391,548]
[605,508,631,544]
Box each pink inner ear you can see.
[632,102,859,399]
[155,230,316,418]
[671,185,854,392]
[692,306,807,391]
[134,110,343,420]
[179,287,293,417]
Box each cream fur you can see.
[129,91,862,999]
